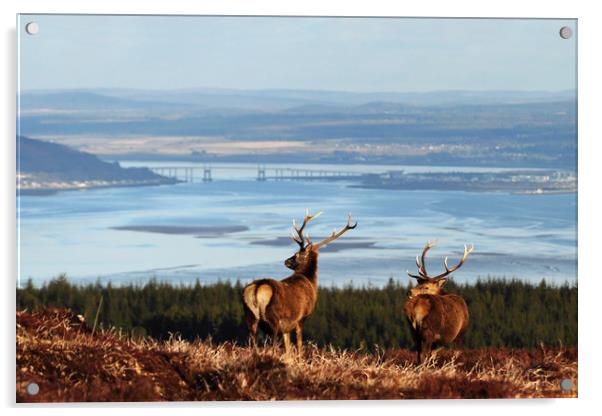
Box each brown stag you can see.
[242,210,357,355]
[404,241,474,363]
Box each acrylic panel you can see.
[16,15,577,402]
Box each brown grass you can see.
[17,309,577,402]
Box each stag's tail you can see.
[243,281,273,321]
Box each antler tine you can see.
[313,212,357,248]
[432,243,474,280]
[290,231,304,248]
[414,240,437,278]
[347,212,355,227]
[414,257,428,279]
[291,209,322,249]
[407,270,425,280]
[306,234,313,245]
[293,209,322,233]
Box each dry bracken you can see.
[17,309,577,402]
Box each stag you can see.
[242,210,357,355]
[404,241,474,363]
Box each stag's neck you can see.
[297,250,319,289]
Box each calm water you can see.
[17,163,577,287]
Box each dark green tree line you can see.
[17,276,577,350]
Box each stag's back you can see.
[404,293,468,344]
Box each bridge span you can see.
[147,165,363,182]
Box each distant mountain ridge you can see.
[20,87,576,111]
[16,88,577,170]
[19,91,192,112]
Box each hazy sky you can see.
[18,15,576,92]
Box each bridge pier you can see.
[203,167,212,182]
[257,167,266,181]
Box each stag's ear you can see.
[436,278,448,287]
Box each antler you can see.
[313,213,357,248]
[408,242,473,281]
[290,209,322,249]
[408,240,437,279]
[430,244,474,280]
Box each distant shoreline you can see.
[17,177,577,196]
[104,153,577,171]
[17,178,179,196]
[350,183,577,195]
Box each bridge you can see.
[147,165,363,182]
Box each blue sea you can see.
[17,163,577,287]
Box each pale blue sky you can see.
[18,15,576,92]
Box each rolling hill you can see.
[17,136,176,190]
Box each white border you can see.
[3,1,601,415]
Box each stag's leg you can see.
[295,323,303,356]
[270,321,281,353]
[271,329,279,352]
[246,315,259,351]
[283,332,292,355]
[454,327,467,349]
[415,337,423,364]
[249,327,257,351]
[421,340,433,363]
[453,334,464,351]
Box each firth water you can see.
[17,163,577,287]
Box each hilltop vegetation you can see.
[17,277,577,350]
[17,136,176,191]
[16,309,577,402]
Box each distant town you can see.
[355,169,576,194]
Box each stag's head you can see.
[284,210,357,271]
[406,241,473,299]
